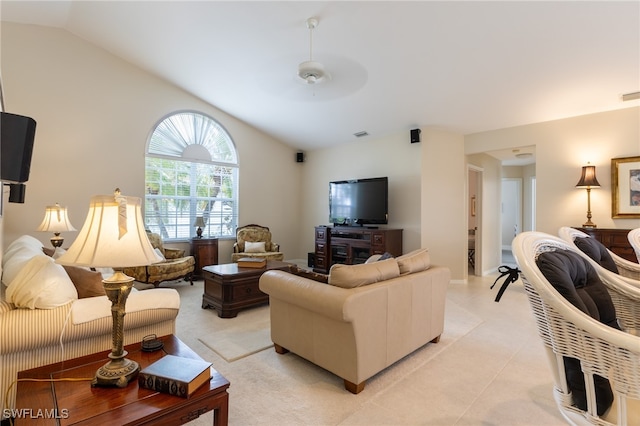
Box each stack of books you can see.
[138,354,212,398]
[237,257,267,268]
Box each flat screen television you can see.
[329,177,388,226]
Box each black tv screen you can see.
[1,112,37,183]
[329,177,388,226]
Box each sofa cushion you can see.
[396,248,431,275]
[62,265,106,298]
[328,258,400,288]
[536,249,617,415]
[6,255,78,309]
[574,236,619,274]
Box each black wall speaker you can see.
[8,183,26,204]
[410,128,421,143]
[1,112,37,183]
[296,152,304,163]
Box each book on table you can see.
[138,354,212,398]
[237,257,267,268]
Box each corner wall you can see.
[0,23,301,262]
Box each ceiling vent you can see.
[354,131,369,138]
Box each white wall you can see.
[1,23,301,263]
[299,131,422,258]
[466,107,640,235]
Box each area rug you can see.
[197,306,273,362]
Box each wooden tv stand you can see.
[313,226,403,274]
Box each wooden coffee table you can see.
[14,335,229,425]
[202,260,292,318]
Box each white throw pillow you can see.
[154,247,167,261]
[6,255,78,309]
[245,241,266,253]
[2,235,47,286]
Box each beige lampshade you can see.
[37,203,76,233]
[575,165,601,188]
[56,191,162,268]
[193,216,206,228]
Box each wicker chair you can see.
[559,227,640,284]
[628,228,640,264]
[512,231,640,425]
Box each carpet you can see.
[197,305,273,362]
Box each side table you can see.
[191,238,219,279]
[14,335,229,425]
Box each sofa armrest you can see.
[260,270,359,321]
[0,299,14,314]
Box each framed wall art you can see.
[611,156,640,218]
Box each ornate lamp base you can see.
[92,354,140,388]
[91,271,140,388]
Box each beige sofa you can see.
[0,235,180,418]
[259,249,450,393]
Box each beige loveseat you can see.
[0,235,180,418]
[259,249,450,393]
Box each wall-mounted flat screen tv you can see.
[329,177,388,226]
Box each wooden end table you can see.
[202,260,292,318]
[14,335,229,425]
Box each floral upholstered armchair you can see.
[231,224,284,262]
[123,232,195,287]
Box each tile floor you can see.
[171,263,566,425]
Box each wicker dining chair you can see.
[512,231,640,425]
[628,228,640,264]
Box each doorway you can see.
[501,178,522,266]
[468,166,482,276]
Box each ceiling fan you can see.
[297,18,331,85]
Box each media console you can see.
[313,226,403,274]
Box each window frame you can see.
[144,110,239,242]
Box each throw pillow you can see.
[396,248,431,275]
[2,235,48,286]
[154,247,167,262]
[62,265,107,298]
[6,255,78,309]
[245,241,266,253]
[328,258,400,289]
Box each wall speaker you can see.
[296,152,304,163]
[410,128,421,143]
[8,183,26,203]
[1,112,37,183]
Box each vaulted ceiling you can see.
[2,1,639,157]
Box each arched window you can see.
[145,111,238,241]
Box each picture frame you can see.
[611,156,640,218]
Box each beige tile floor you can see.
[169,260,566,426]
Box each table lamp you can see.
[36,203,76,247]
[575,163,601,228]
[56,189,162,388]
[193,216,206,238]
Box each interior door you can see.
[501,178,522,249]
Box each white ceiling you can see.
[1,1,639,163]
